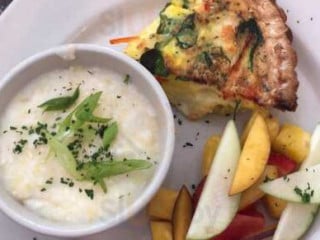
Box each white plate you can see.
[0,0,320,239]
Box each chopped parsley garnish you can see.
[183,142,194,148]
[13,139,28,154]
[263,176,272,183]
[45,178,53,184]
[123,74,130,84]
[294,185,314,203]
[233,100,241,121]
[85,189,94,200]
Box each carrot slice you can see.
[109,36,138,45]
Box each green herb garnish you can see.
[123,74,130,84]
[233,100,242,121]
[38,86,80,112]
[102,122,118,148]
[13,139,28,154]
[85,189,94,200]
[47,135,79,179]
[74,92,110,123]
[58,92,110,134]
[294,186,313,203]
[79,160,153,189]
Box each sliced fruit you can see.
[265,115,280,142]
[267,152,297,176]
[148,188,178,220]
[192,177,206,208]
[260,163,320,203]
[240,111,259,145]
[173,186,193,240]
[186,120,241,239]
[239,165,278,210]
[263,195,287,219]
[272,123,311,163]
[214,206,265,240]
[202,135,221,177]
[273,203,319,240]
[271,124,320,240]
[150,221,173,240]
[241,112,279,145]
[241,224,277,240]
[230,113,271,195]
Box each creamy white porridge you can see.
[0,66,160,223]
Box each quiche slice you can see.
[124,0,298,120]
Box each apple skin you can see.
[187,120,241,240]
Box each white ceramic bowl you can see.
[0,44,175,237]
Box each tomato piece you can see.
[213,207,265,240]
[192,177,206,208]
[268,152,297,176]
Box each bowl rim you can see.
[0,44,175,237]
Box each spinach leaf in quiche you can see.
[140,49,169,76]
[176,28,198,49]
[198,51,213,67]
[157,15,182,35]
[176,14,198,49]
[237,19,264,72]
[157,4,182,35]
[182,0,189,9]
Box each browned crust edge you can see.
[247,0,299,111]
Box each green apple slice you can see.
[273,124,320,240]
[260,163,320,203]
[186,120,241,240]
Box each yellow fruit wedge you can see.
[263,195,287,219]
[272,123,310,164]
[147,188,178,220]
[172,186,193,240]
[230,113,271,195]
[201,135,221,177]
[241,111,280,145]
[150,221,173,240]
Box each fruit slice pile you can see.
[148,111,315,239]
